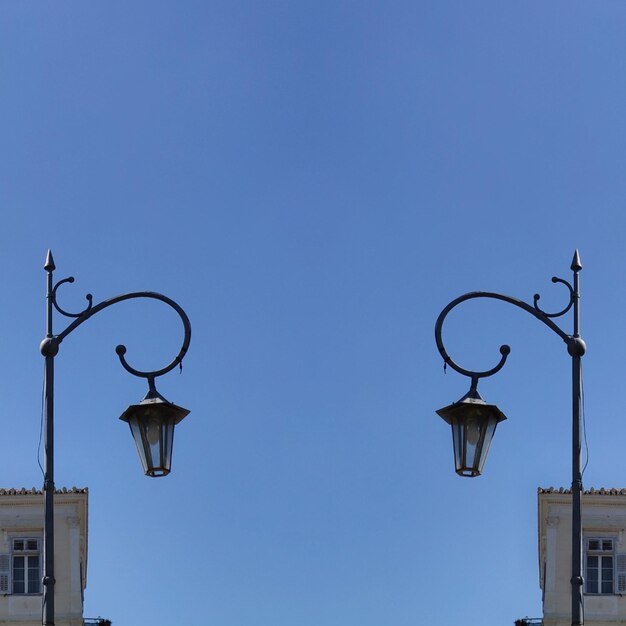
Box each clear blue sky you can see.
[1,2,626,625]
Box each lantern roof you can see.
[119,388,190,426]
[436,387,507,426]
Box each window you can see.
[586,537,614,594]
[11,538,41,595]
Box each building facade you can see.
[538,487,626,626]
[0,487,88,626]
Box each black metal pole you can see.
[42,251,57,626]
[569,251,584,626]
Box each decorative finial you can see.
[44,250,56,272]
[571,249,582,272]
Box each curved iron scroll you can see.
[435,278,574,386]
[51,277,93,318]
[51,278,191,383]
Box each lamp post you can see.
[39,251,191,626]
[434,251,585,626]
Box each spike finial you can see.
[44,250,56,273]
[571,249,582,272]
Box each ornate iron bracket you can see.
[42,251,191,390]
[435,252,584,392]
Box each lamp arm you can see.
[435,279,574,385]
[51,283,191,382]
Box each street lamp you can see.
[434,251,585,626]
[39,251,191,626]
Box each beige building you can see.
[538,487,626,626]
[0,487,88,626]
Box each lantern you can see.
[119,388,190,477]
[436,388,506,477]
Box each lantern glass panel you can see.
[476,416,498,475]
[463,415,482,471]
[452,417,464,473]
[127,415,149,475]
